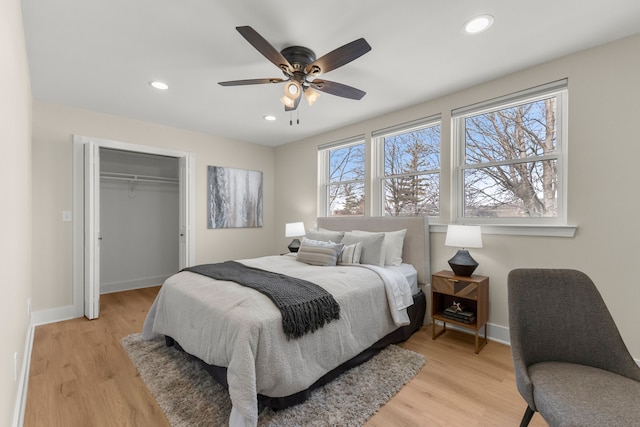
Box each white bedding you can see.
[388,263,419,294]
[142,254,414,427]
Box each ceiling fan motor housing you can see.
[280,46,316,72]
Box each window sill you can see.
[430,223,577,238]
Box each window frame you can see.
[451,80,569,226]
[318,135,366,217]
[372,116,442,218]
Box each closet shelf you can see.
[100,172,178,185]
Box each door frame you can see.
[72,135,196,319]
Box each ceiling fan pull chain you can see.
[290,112,293,126]
[297,109,300,125]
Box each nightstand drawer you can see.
[432,275,478,298]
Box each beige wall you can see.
[1,0,32,424]
[25,22,640,375]
[31,102,276,311]
[275,33,640,358]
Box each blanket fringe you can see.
[281,296,341,340]
[184,261,341,340]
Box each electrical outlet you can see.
[13,352,18,382]
[62,210,72,222]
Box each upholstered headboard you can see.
[317,216,431,285]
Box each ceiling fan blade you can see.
[218,78,285,86]
[236,26,293,74]
[310,79,366,100]
[284,94,302,112]
[305,38,371,76]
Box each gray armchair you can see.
[507,269,640,426]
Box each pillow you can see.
[353,229,407,266]
[337,242,362,265]
[341,232,385,266]
[305,229,345,243]
[296,238,344,266]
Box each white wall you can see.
[31,102,276,312]
[0,0,32,424]
[275,33,640,358]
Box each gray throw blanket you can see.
[183,261,340,339]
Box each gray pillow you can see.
[296,238,344,266]
[341,232,385,266]
[305,229,345,243]
[353,229,406,266]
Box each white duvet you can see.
[142,254,414,427]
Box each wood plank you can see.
[24,288,170,427]
[24,287,547,426]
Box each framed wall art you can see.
[207,166,263,229]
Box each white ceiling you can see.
[21,0,640,147]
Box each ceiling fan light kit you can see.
[218,26,371,111]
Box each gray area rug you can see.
[122,333,425,427]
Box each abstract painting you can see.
[207,166,263,229]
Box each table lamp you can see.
[285,222,306,252]
[444,224,483,276]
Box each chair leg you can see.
[519,406,535,427]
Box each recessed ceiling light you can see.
[149,81,169,90]
[463,14,494,35]
[263,115,277,121]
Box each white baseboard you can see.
[487,322,511,345]
[100,275,169,295]
[430,319,510,344]
[12,323,34,427]
[31,304,82,327]
[431,321,640,367]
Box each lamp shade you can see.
[285,222,305,237]
[444,225,483,248]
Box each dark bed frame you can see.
[166,216,431,410]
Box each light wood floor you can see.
[25,287,547,427]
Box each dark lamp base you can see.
[288,238,301,253]
[448,249,479,277]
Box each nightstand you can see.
[431,270,489,353]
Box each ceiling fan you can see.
[218,26,371,111]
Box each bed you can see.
[142,216,430,427]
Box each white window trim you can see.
[317,135,366,217]
[430,223,577,238]
[451,80,570,228]
[372,115,442,218]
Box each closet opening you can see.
[99,148,180,294]
[72,136,195,320]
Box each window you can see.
[318,137,365,216]
[374,118,441,217]
[452,80,568,224]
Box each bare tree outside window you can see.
[462,97,559,218]
[327,143,365,216]
[383,125,440,216]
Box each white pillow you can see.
[352,229,406,266]
[338,242,362,265]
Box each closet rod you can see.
[100,172,178,185]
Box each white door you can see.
[178,155,188,269]
[84,141,101,319]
